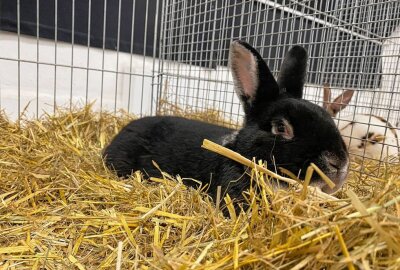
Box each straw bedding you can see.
[0,106,399,269]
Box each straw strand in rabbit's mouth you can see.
[272,162,298,166]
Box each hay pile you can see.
[0,106,399,269]
[157,99,239,129]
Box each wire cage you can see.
[156,0,400,168]
[1,0,400,169]
[1,0,161,118]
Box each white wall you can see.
[0,31,157,120]
[1,29,400,127]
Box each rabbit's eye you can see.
[277,123,286,133]
[271,119,294,140]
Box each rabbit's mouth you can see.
[311,153,350,194]
[319,170,348,194]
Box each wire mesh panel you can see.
[0,0,161,119]
[156,0,400,167]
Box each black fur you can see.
[103,41,349,208]
[103,116,245,197]
[277,46,308,98]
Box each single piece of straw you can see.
[201,139,340,202]
[333,225,355,270]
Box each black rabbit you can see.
[103,40,349,205]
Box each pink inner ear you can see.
[341,90,354,104]
[330,90,354,114]
[231,44,258,99]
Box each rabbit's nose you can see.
[328,159,341,171]
[322,151,346,172]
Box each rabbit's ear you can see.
[322,83,337,117]
[277,46,308,98]
[229,40,279,113]
[322,83,332,110]
[328,90,354,117]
